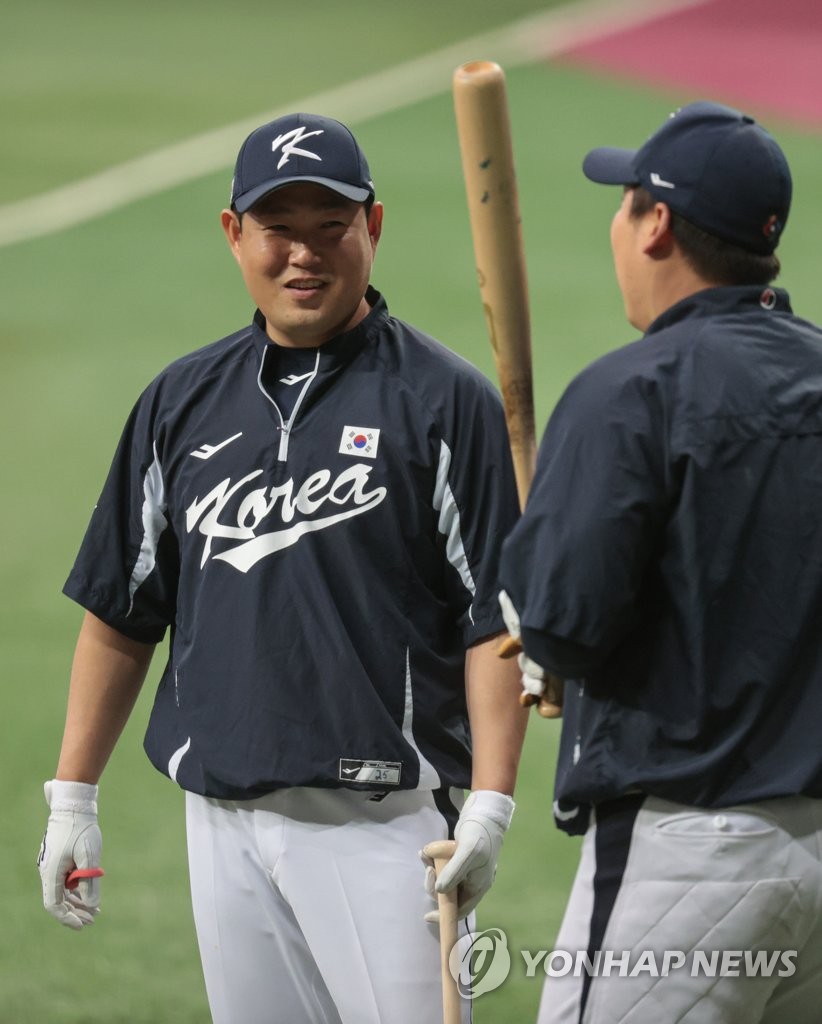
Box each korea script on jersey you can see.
[185,463,387,572]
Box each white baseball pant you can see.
[185,786,472,1024]
[538,794,822,1024]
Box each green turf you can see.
[4,3,822,1021]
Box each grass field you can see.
[4,2,822,1021]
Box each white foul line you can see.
[0,0,708,249]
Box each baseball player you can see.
[37,112,528,1024]
[499,101,822,1023]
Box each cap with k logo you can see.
[230,113,375,213]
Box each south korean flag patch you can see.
[340,426,380,459]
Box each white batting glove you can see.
[518,652,564,718]
[421,790,515,921]
[518,651,547,696]
[499,590,564,717]
[37,780,103,930]
[498,589,522,645]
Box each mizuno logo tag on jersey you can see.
[279,371,314,386]
[339,426,380,459]
[190,432,243,460]
[339,759,402,785]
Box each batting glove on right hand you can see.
[37,780,103,930]
[422,790,515,921]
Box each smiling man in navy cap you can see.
[37,112,528,1024]
[499,101,822,1023]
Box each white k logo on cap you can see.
[271,127,324,170]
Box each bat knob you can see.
[496,634,522,659]
[422,839,457,866]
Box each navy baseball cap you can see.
[230,113,375,213]
[582,101,792,254]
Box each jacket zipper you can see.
[256,349,321,462]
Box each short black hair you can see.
[629,186,780,286]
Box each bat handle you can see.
[424,839,461,1024]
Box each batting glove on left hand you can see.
[421,789,514,922]
[37,780,103,931]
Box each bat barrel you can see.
[453,61,536,508]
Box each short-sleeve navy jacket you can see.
[65,289,520,799]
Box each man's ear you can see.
[367,201,384,251]
[642,202,675,256]
[221,209,242,261]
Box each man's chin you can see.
[265,313,338,348]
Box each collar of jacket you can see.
[249,285,389,369]
[646,284,792,337]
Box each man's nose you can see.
[288,238,321,265]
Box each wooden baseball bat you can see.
[453,61,555,706]
[423,839,461,1024]
[452,60,536,511]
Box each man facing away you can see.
[499,101,822,1023]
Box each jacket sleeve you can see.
[63,383,179,643]
[436,374,521,645]
[499,356,672,676]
